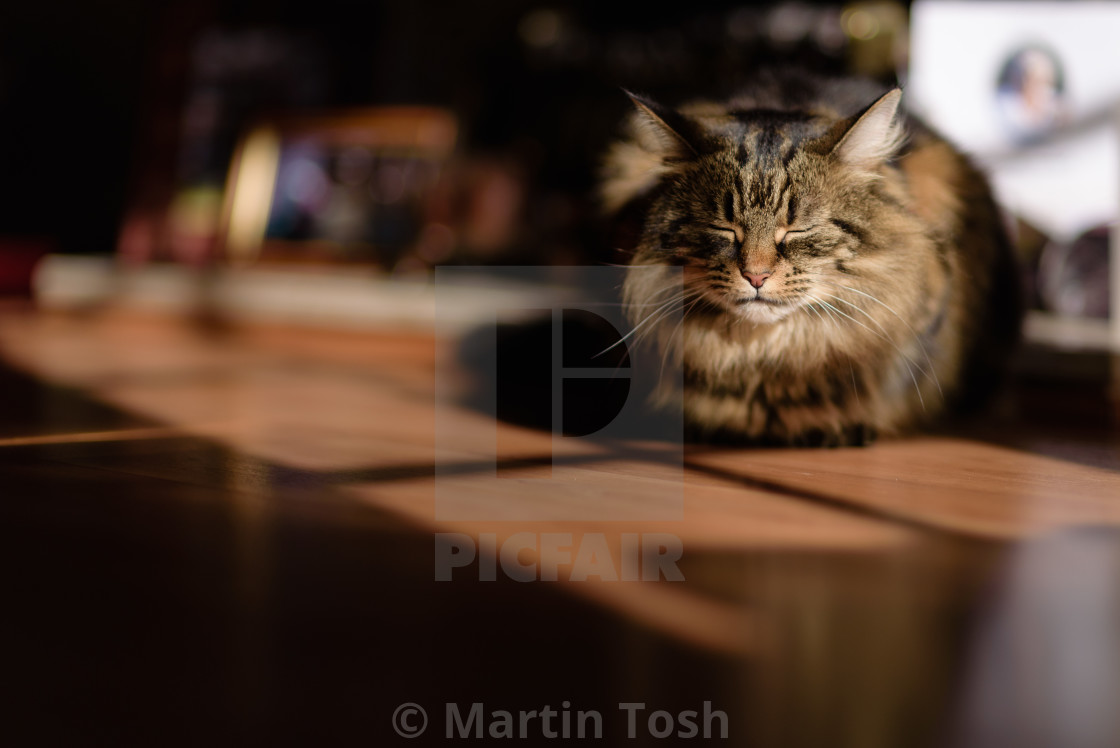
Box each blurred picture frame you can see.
[219,107,458,269]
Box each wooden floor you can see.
[3,302,1120,746]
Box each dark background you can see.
[0,0,860,262]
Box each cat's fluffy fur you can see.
[602,73,1020,446]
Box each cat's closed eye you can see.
[706,225,739,242]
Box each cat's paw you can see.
[842,423,878,447]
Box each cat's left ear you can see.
[624,90,700,162]
[832,88,904,169]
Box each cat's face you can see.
[627,89,904,325]
[655,152,866,324]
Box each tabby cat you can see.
[602,72,1020,446]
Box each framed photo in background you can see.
[909,0,1120,352]
[220,108,458,270]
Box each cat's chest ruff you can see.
[677,313,835,376]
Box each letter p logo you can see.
[434,267,683,521]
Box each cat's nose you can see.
[742,269,771,288]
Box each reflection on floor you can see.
[1,305,1118,746]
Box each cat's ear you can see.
[624,89,699,162]
[832,88,905,169]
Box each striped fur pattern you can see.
[603,73,1019,446]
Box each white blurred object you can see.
[33,255,548,335]
[909,1,1120,243]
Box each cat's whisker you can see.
[848,358,862,410]
[800,298,834,330]
[816,289,940,392]
[801,297,852,376]
[601,292,687,357]
[624,282,690,308]
[827,292,942,400]
[632,299,686,351]
[800,299,864,408]
[821,281,945,399]
[660,294,705,384]
[811,295,926,411]
[613,285,706,359]
[803,294,841,329]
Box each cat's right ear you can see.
[623,90,699,162]
[832,88,905,169]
